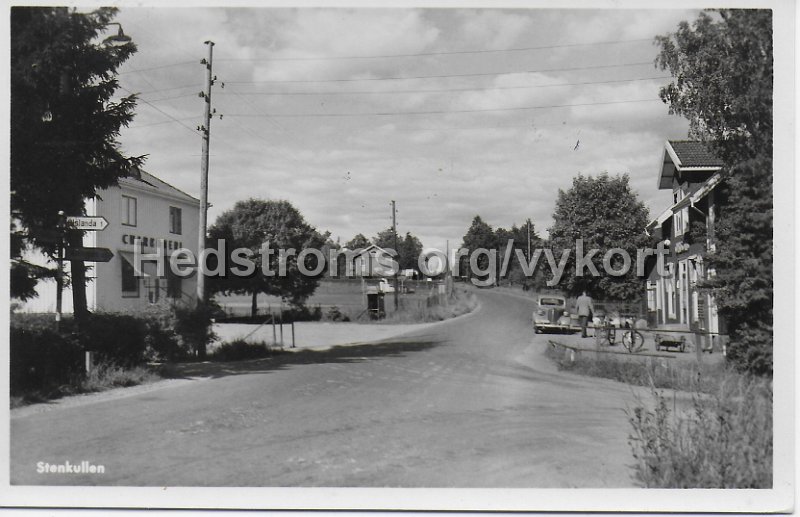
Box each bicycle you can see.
[621,328,645,353]
[593,319,616,348]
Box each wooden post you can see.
[85,351,93,374]
[271,309,276,346]
[291,321,295,348]
[694,330,703,363]
[279,307,284,346]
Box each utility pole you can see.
[391,200,399,309]
[55,211,65,332]
[527,219,531,260]
[197,40,214,305]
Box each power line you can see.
[119,86,200,135]
[225,61,655,85]
[126,116,201,129]
[216,37,653,62]
[141,92,200,103]
[135,83,200,95]
[221,76,670,97]
[224,97,662,118]
[119,60,198,75]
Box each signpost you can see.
[54,214,111,329]
[65,216,109,231]
[64,247,114,263]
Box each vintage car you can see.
[532,294,575,334]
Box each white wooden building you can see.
[19,168,200,313]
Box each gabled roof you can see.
[119,167,200,205]
[668,140,726,168]
[658,140,724,189]
[342,243,392,255]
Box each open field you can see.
[216,278,450,320]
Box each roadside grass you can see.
[81,363,160,392]
[543,342,729,394]
[382,289,478,324]
[11,362,162,409]
[543,342,772,488]
[209,339,289,362]
[628,376,772,488]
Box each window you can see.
[121,256,139,297]
[121,195,137,226]
[646,281,657,312]
[666,264,676,319]
[169,206,182,235]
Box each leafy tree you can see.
[373,228,398,251]
[344,233,370,250]
[548,173,650,300]
[10,7,142,317]
[656,9,773,375]
[371,228,424,272]
[655,10,772,166]
[497,219,543,288]
[208,199,325,317]
[460,216,495,281]
[398,232,424,271]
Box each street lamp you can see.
[102,23,131,47]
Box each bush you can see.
[173,302,217,358]
[325,306,350,322]
[10,326,83,396]
[210,339,283,362]
[79,313,147,367]
[628,377,772,488]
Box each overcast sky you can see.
[112,7,695,251]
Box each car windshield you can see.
[539,297,565,307]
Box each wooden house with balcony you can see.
[644,140,727,340]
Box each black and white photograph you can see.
[1,0,794,512]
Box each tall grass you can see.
[628,377,772,488]
[81,362,160,392]
[544,343,728,393]
[543,343,772,488]
[382,290,478,323]
[209,339,287,361]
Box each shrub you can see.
[10,326,83,396]
[325,306,350,322]
[172,302,218,358]
[628,377,772,488]
[210,339,283,362]
[79,313,147,367]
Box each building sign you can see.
[122,234,184,251]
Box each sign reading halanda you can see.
[65,216,109,231]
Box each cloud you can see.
[109,7,698,251]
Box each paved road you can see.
[11,289,638,487]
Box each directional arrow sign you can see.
[65,247,114,263]
[66,216,109,231]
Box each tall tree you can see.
[373,228,397,251]
[344,233,370,250]
[10,7,142,317]
[496,219,542,288]
[460,216,495,281]
[655,10,773,375]
[398,232,424,271]
[208,199,324,316]
[548,173,650,300]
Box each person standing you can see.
[576,291,594,338]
